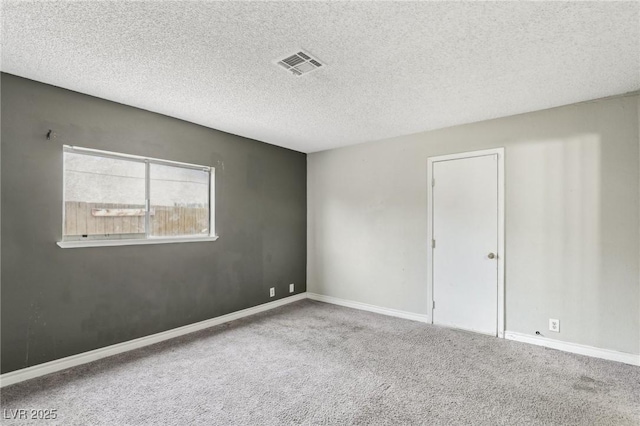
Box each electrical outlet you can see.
[289,283,294,293]
[549,319,560,332]
[269,287,275,298]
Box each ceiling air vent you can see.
[277,51,324,76]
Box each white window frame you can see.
[57,145,218,248]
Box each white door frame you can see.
[426,148,505,338]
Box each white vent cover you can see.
[277,51,324,76]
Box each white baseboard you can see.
[505,331,639,366]
[3,293,637,388]
[308,293,639,367]
[0,293,308,388]
[307,292,430,323]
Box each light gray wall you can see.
[308,93,640,355]
[1,73,307,374]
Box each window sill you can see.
[56,235,219,249]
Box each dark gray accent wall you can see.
[1,73,307,374]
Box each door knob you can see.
[488,253,496,259]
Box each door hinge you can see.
[432,239,436,249]
[432,178,435,187]
[432,300,435,309]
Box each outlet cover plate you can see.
[549,319,560,332]
[270,287,275,297]
[289,283,294,293]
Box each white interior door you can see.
[432,154,499,336]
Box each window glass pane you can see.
[64,152,146,237]
[149,164,209,237]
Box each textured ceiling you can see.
[2,1,639,153]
